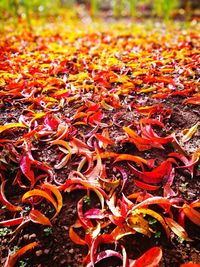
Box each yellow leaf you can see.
[182,122,199,143]
[127,214,151,237]
[133,208,170,238]
[0,123,28,134]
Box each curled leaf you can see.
[0,181,22,212]
[4,242,38,267]
[182,204,200,226]
[69,226,86,245]
[86,250,122,267]
[41,183,63,219]
[22,189,57,216]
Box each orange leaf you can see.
[111,224,136,240]
[94,133,114,145]
[29,209,52,226]
[183,97,200,105]
[98,152,119,159]
[4,242,38,267]
[22,189,57,214]
[114,154,149,170]
[165,217,192,241]
[69,226,86,245]
[180,263,200,267]
[41,183,63,219]
[0,123,28,134]
[182,204,200,226]
[131,247,162,267]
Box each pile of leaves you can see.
[0,19,200,267]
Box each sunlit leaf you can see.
[182,122,199,143]
[127,214,151,237]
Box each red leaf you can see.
[20,153,35,187]
[131,247,162,267]
[86,250,123,267]
[0,217,24,227]
[128,160,172,184]
[77,197,93,229]
[180,263,200,267]
[94,133,114,145]
[134,180,161,191]
[0,181,22,212]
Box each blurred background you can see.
[0,0,200,26]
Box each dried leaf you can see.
[165,217,192,241]
[182,122,199,143]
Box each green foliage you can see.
[19,259,29,267]
[154,231,161,238]
[83,195,91,205]
[0,0,194,23]
[0,227,11,237]
[44,227,53,236]
[148,218,157,225]
[90,0,98,17]
[152,0,179,20]
[12,246,19,253]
